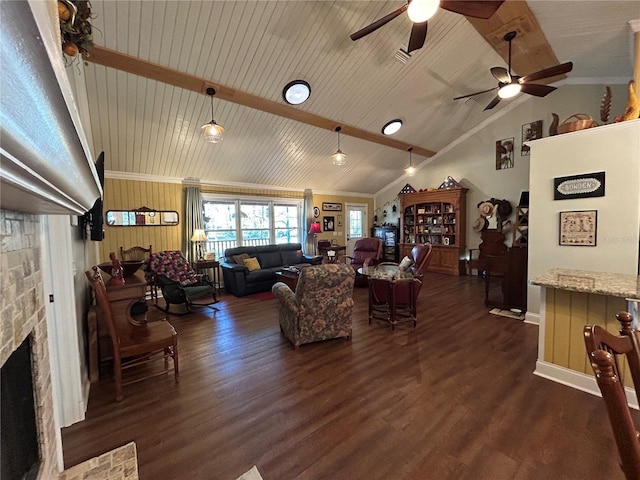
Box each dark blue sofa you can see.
[221,243,321,297]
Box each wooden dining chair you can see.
[86,266,178,401]
[584,311,640,479]
[120,244,152,261]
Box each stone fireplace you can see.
[0,210,60,479]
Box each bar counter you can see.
[531,268,640,299]
[531,268,640,402]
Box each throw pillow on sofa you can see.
[233,253,250,265]
[243,257,261,271]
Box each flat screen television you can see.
[80,151,105,241]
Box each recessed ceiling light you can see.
[283,80,311,105]
[382,119,403,136]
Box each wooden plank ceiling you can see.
[80,0,639,195]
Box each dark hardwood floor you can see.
[63,273,630,479]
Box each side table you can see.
[193,259,220,291]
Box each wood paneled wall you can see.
[100,179,182,261]
[101,178,371,260]
[544,288,629,382]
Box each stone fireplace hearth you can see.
[1,210,138,480]
[1,210,59,479]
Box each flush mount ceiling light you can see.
[201,87,224,143]
[283,80,311,105]
[382,119,403,136]
[332,126,346,166]
[498,82,522,99]
[407,0,440,23]
[405,147,416,177]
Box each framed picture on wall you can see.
[323,216,335,232]
[559,210,597,246]
[496,138,514,170]
[337,214,342,227]
[322,202,342,211]
[521,120,543,155]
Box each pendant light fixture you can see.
[332,126,346,166]
[201,87,224,143]
[405,147,416,176]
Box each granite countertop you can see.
[531,268,640,299]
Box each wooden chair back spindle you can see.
[584,311,640,479]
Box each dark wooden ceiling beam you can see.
[84,45,436,159]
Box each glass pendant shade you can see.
[202,87,224,143]
[498,82,521,99]
[407,0,439,23]
[332,126,346,166]
[201,122,224,143]
[405,147,416,176]
[332,150,346,166]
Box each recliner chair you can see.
[345,237,383,287]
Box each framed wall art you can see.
[322,202,342,211]
[559,210,597,246]
[337,214,342,227]
[496,138,514,170]
[323,216,335,232]
[521,120,542,155]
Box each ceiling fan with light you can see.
[350,0,504,53]
[453,31,574,111]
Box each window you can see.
[349,210,363,238]
[202,196,302,259]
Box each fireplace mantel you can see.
[0,0,102,215]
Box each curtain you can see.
[184,186,203,263]
[303,189,314,255]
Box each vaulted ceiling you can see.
[81,0,639,195]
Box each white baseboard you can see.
[524,312,539,325]
[534,360,639,410]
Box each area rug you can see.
[489,308,525,320]
[249,291,276,301]
[235,465,263,480]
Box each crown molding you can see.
[105,170,373,198]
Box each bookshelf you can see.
[399,187,468,275]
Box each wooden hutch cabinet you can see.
[399,187,468,275]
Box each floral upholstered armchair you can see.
[146,250,217,314]
[272,263,355,349]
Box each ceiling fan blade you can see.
[490,67,511,83]
[350,4,408,41]
[453,87,498,100]
[407,21,428,53]
[520,83,557,97]
[484,96,501,111]
[519,62,573,84]
[440,0,505,19]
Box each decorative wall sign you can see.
[337,214,342,227]
[559,210,597,246]
[554,171,605,200]
[521,120,542,155]
[322,202,342,211]
[323,216,335,232]
[496,138,514,170]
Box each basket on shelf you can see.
[557,113,598,134]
